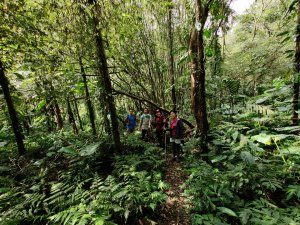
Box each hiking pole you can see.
[164,130,167,161]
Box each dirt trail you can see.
[157,155,191,225]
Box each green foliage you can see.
[183,88,300,224]
[0,135,167,224]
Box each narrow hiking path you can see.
[157,155,191,225]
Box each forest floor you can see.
[157,154,191,225]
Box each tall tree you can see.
[0,60,25,155]
[292,0,300,125]
[189,0,210,142]
[79,57,97,135]
[167,0,177,110]
[67,97,79,134]
[88,0,121,153]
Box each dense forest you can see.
[0,0,300,224]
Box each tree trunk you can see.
[53,100,64,130]
[89,0,121,153]
[189,0,209,141]
[79,57,96,135]
[67,98,78,134]
[292,0,300,125]
[72,96,84,131]
[0,60,25,155]
[168,0,177,110]
[49,81,64,130]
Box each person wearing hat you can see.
[154,109,165,148]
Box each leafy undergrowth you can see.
[182,104,300,224]
[0,133,168,225]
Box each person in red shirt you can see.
[154,109,165,148]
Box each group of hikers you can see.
[124,107,184,161]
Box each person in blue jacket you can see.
[125,109,136,133]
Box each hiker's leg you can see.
[142,129,146,140]
[145,129,150,141]
[170,138,176,160]
[157,131,163,147]
[175,139,182,159]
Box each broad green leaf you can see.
[94,218,105,225]
[251,134,272,145]
[248,141,265,152]
[217,207,238,217]
[79,142,101,156]
[280,146,300,155]
[239,134,248,148]
[274,126,300,133]
[255,96,269,104]
[272,134,292,143]
[58,147,77,155]
[113,190,128,199]
[177,51,189,65]
[232,131,239,142]
[36,100,47,112]
[239,209,251,225]
[211,155,227,163]
[240,151,255,165]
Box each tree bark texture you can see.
[0,60,25,155]
[53,100,64,130]
[67,98,78,134]
[292,0,300,125]
[189,0,209,138]
[72,96,84,131]
[89,0,121,153]
[168,0,177,110]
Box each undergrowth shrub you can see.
[0,134,167,225]
[183,118,300,225]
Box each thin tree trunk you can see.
[0,60,25,155]
[168,0,177,110]
[89,0,121,153]
[79,57,97,135]
[292,0,300,125]
[53,99,64,130]
[67,98,78,134]
[72,96,84,131]
[189,0,209,141]
[49,81,64,130]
